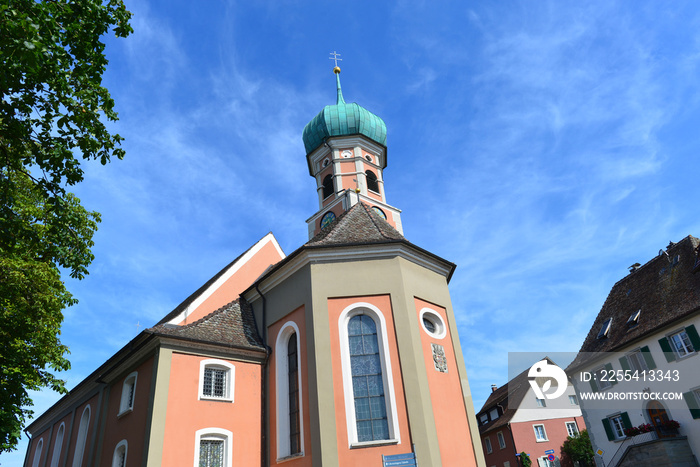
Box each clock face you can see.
[371,206,387,220]
[320,211,336,229]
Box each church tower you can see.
[302,64,403,239]
[243,63,486,466]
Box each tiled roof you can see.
[149,298,264,351]
[306,202,404,246]
[476,362,544,434]
[567,235,700,372]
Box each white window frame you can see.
[669,330,695,358]
[419,307,447,339]
[533,424,548,442]
[569,395,578,405]
[538,456,555,467]
[484,436,492,454]
[338,302,400,448]
[275,321,305,460]
[194,428,232,467]
[72,405,90,467]
[112,439,127,467]
[497,431,506,449]
[593,366,612,390]
[198,359,235,402]
[119,371,138,416]
[31,438,43,467]
[566,421,579,437]
[627,350,649,372]
[50,422,65,467]
[609,414,625,439]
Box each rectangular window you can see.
[538,457,555,467]
[566,421,579,437]
[593,366,612,390]
[610,415,625,439]
[627,350,649,372]
[569,395,578,405]
[536,398,546,407]
[533,424,547,442]
[203,368,227,398]
[670,330,694,357]
[497,431,506,449]
[489,408,499,420]
[484,437,492,454]
[480,414,489,425]
[504,462,510,467]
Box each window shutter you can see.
[683,391,700,419]
[658,337,676,362]
[621,412,632,429]
[602,418,615,441]
[685,325,700,351]
[640,346,657,370]
[619,356,630,372]
[589,378,598,393]
[604,363,617,386]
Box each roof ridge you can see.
[150,298,241,332]
[359,202,397,241]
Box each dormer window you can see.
[597,318,612,339]
[365,170,379,193]
[626,310,640,327]
[322,175,334,199]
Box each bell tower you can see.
[302,61,403,239]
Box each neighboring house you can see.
[23,68,486,467]
[477,359,585,467]
[566,235,700,467]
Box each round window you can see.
[365,154,373,162]
[419,309,446,339]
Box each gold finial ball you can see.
[355,187,361,193]
[333,66,341,74]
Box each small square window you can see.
[627,350,649,372]
[533,424,547,442]
[670,330,694,358]
[609,415,625,439]
[593,366,612,390]
[569,395,578,405]
[199,360,235,402]
[536,398,546,407]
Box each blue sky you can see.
[5,0,700,463]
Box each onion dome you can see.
[302,67,387,155]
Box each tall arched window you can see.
[348,315,389,441]
[365,170,379,193]
[275,322,304,460]
[322,174,334,199]
[287,333,301,455]
[112,440,127,467]
[338,303,400,447]
[31,438,43,467]
[72,405,90,467]
[50,423,65,467]
[119,372,138,415]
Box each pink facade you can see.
[415,298,477,467]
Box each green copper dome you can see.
[302,71,387,155]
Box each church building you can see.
[23,66,486,467]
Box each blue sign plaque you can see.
[383,453,417,467]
